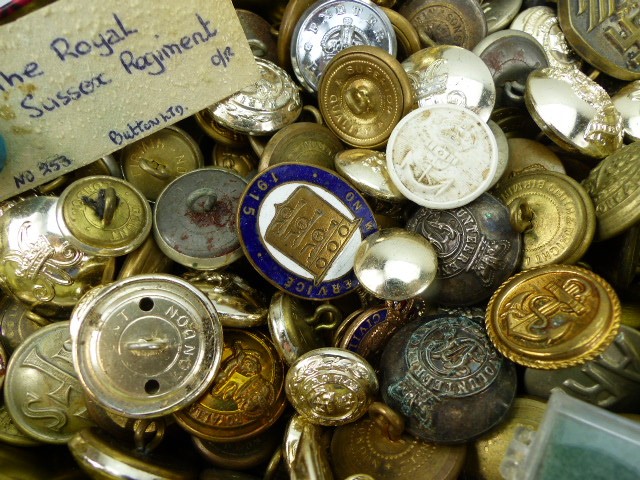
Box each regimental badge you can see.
[238,163,377,300]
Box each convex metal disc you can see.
[612,81,640,142]
[290,0,397,92]
[380,314,517,443]
[402,45,496,121]
[56,176,151,257]
[386,104,498,209]
[285,347,378,426]
[72,274,223,418]
[237,163,378,300]
[319,45,413,149]
[525,67,623,159]
[209,57,302,135]
[486,265,621,369]
[354,228,438,301]
[154,168,247,270]
[4,322,94,444]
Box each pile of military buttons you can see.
[1,0,640,479]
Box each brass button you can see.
[0,402,41,447]
[276,0,316,72]
[4,321,94,443]
[319,46,413,149]
[0,295,50,351]
[354,228,438,301]
[0,196,114,319]
[192,430,280,470]
[581,141,640,241]
[257,122,344,172]
[494,170,596,269]
[72,274,223,418]
[504,138,565,178]
[386,104,498,209]
[121,126,204,202]
[558,1,640,81]
[486,265,621,369]
[195,108,246,147]
[237,9,278,64]
[209,57,302,135]
[381,7,422,60]
[173,329,286,442]
[283,414,326,475]
[285,347,378,426]
[153,167,247,270]
[211,144,258,179]
[56,175,152,257]
[525,67,623,159]
[402,45,496,121]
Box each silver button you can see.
[72,274,223,418]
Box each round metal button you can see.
[56,175,151,257]
[154,167,247,270]
[121,126,204,202]
[386,104,498,209]
[209,57,302,135]
[237,163,378,301]
[354,228,438,301]
[72,274,223,418]
[402,45,496,122]
[285,347,379,426]
[612,80,640,142]
[4,321,95,444]
[290,0,397,93]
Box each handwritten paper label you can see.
[0,0,260,200]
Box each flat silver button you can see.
[72,274,223,418]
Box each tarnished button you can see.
[524,325,640,413]
[257,122,344,172]
[319,46,413,149]
[121,126,204,202]
[581,141,640,241]
[154,167,246,270]
[481,0,524,33]
[503,138,565,178]
[406,193,522,306]
[211,144,258,179]
[285,347,378,426]
[354,228,438,301]
[237,9,278,64]
[4,321,94,443]
[195,109,247,147]
[0,295,50,352]
[182,270,268,328]
[486,265,621,369]
[612,80,640,142]
[72,274,223,418]
[336,305,395,361]
[473,30,548,108]
[237,163,378,300]
[402,46,496,121]
[525,67,623,159]
[0,401,41,447]
[56,176,151,257]
[290,0,397,93]
[464,397,546,480]
[331,402,466,480]
[399,0,488,50]
[334,149,406,203]
[209,57,302,135]
[192,430,280,470]
[510,6,583,70]
[268,292,342,365]
[173,329,286,442]
[386,104,498,209]
[380,314,517,443]
[0,196,114,319]
[558,1,640,81]
[68,426,198,480]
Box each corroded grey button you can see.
[285,347,378,426]
[209,57,302,135]
[154,168,247,270]
[72,274,223,418]
[473,30,548,108]
[354,228,438,301]
[380,314,517,443]
[406,193,522,306]
[3,322,94,444]
[290,0,397,93]
[524,326,640,413]
[402,45,496,121]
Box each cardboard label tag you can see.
[0,0,260,200]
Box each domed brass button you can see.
[486,265,621,369]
